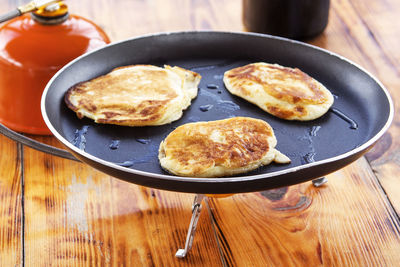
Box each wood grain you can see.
[22,139,223,266]
[206,0,400,265]
[0,0,399,265]
[64,0,242,41]
[343,0,400,214]
[0,135,22,266]
[309,0,400,214]
[208,158,400,266]
[0,2,23,264]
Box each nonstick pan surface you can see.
[42,31,393,194]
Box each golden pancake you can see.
[223,62,334,120]
[65,65,201,126]
[158,117,290,177]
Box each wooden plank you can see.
[0,135,22,266]
[206,0,400,264]
[21,1,239,265]
[23,138,223,266]
[21,1,239,264]
[63,0,242,41]
[13,0,400,265]
[312,0,400,214]
[307,0,400,214]
[340,0,400,214]
[208,158,400,266]
[0,2,23,266]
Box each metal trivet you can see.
[0,122,327,258]
[175,175,327,258]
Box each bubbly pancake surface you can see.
[223,62,334,120]
[158,117,290,177]
[65,65,201,126]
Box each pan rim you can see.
[41,30,394,184]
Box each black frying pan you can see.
[41,31,393,194]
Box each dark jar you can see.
[243,0,330,40]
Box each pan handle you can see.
[0,123,78,161]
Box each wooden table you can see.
[1,0,400,266]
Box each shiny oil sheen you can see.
[0,14,110,134]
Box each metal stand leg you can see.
[175,194,205,258]
[176,178,326,258]
[312,176,328,187]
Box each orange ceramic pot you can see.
[0,10,110,134]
